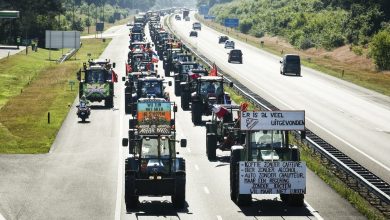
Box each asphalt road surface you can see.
[169,13,390,184]
[0,20,364,220]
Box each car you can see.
[224,40,235,49]
[175,15,181,20]
[280,54,301,76]
[189,30,198,37]
[218,36,229,44]
[184,16,190,21]
[192,22,201,30]
[228,49,243,64]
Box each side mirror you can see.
[113,62,116,68]
[173,105,177,112]
[279,59,283,63]
[300,130,306,140]
[155,64,158,68]
[122,76,126,82]
[168,81,172,86]
[180,139,187,148]
[77,70,81,81]
[122,138,128,147]
[124,81,129,86]
[229,82,233,87]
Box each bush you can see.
[239,19,252,34]
[369,30,390,70]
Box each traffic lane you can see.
[171,15,390,181]
[0,25,127,219]
[165,81,319,219]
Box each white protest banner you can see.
[240,111,305,130]
[239,161,306,194]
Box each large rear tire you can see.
[125,174,139,210]
[191,101,202,125]
[174,80,181,96]
[172,176,186,209]
[206,133,217,161]
[181,90,190,110]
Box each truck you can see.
[229,110,306,206]
[77,59,116,108]
[182,9,189,19]
[122,98,187,209]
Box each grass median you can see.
[0,38,111,153]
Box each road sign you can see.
[0,10,19,19]
[199,5,209,15]
[204,15,216,20]
[224,18,239,28]
[45,31,80,49]
[240,111,305,131]
[96,22,104,32]
[239,161,306,194]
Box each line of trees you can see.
[0,0,156,46]
[205,0,390,70]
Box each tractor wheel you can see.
[164,68,170,77]
[105,97,114,108]
[191,101,202,125]
[206,133,217,161]
[287,194,304,207]
[235,162,252,206]
[79,82,83,98]
[125,94,131,114]
[172,176,186,209]
[174,80,181,96]
[125,173,139,210]
[181,91,190,110]
[230,149,239,202]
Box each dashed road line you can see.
[216,215,223,220]
[203,186,210,194]
[194,164,199,171]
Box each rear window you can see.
[285,55,300,64]
[231,50,241,55]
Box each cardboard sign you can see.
[239,161,306,194]
[137,101,171,134]
[240,111,305,131]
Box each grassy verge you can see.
[196,14,390,96]
[0,38,111,153]
[225,85,386,219]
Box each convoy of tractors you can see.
[76,8,307,211]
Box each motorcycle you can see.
[76,101,91,122]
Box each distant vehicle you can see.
[184,16,190,21]
[189,30,198,37]
[218,36,229,44]
[192,22,201,30]
[224,40,235,49]
[280,54,301,76]
[183,9,189,19]
[76,100,90,122]
[228,49,243,64]
[175,15,181,20]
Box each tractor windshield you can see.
[180,64,198,74]
[200,81,223,96]
[141,137,171,158]
[86,69,107,84]
[140,81,162,97]
[249,130,285,161]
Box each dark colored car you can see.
[218,36,229,44]
[228,49,242,64]
[280,54,301,76]
[189,31,198,37]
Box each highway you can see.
[169,13,390,183]
[0,18,364,220]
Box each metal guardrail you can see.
[165,15,390,217]
[58,48,78,63]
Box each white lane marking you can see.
[203,186,210,194]
[243,76,390,172]
[305,201,324,220]
[216,215,223,220]
[194,164,199,171]
[187,147,191,153]
[114,74,125,220]
[0,212,6,220]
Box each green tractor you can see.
[77,60,116,108]
[230,110,306,207]
[180,76,233,125]
[122,98,187,210]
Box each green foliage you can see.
[209,0,389,50]
[369,29,390,70]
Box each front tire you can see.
[206,133,217,161]
[172,176,186,209]
[191,101,202,125]
[125,174,139,210]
